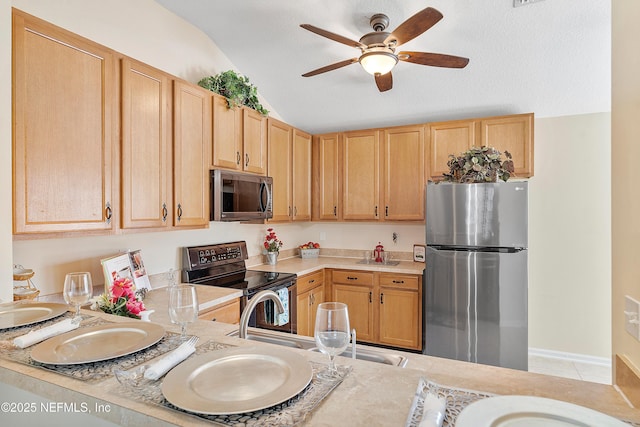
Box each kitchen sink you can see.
[226,329,408,367]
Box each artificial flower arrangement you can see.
[443,146,515,183]
[92,277,146,319]
[263,227,284,253]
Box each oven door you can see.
[250,282,297,334]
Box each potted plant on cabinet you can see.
[443,146,514,183]
[198,70,269,116]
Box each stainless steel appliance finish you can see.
[210,169,273,221]
[424,181,528,371]
[182,241,297,333]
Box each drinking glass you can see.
[314,302,350,379]
[169,284,199,339]
[63,272,93,322]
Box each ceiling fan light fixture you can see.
[359,51,398,76]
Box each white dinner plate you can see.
[456,395,628,426]
[162,346,313,415]
[0,302,67,329]
[30,322,165,365]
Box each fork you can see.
[180,336,198,349]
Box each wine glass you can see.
[314,302,350,379]
[63,272,93,323]
[169,284,199,339]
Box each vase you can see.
[266,251,278,265]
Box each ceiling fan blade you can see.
[398,51,469,68]
[375,72,393,92]
[386,7,443,46]
[300,24,366,49]
[302,58,359,77]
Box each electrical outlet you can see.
[319,231,326,241]
[624,296,640,341]
[513,0,545,7]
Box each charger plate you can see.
[31,322,165,365]
[0,302,67,329]
[457,395,628,427]
[162,345,313,415]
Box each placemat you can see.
[114,345,352,427]
[0,314,185,384]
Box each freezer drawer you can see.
[424,246,528,370]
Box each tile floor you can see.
[528,354,612,385]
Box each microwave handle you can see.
[260,181,272,213]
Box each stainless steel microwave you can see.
[210,170,273,221]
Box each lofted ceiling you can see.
[154,0,610,135]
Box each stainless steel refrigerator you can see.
[423,181,528,371]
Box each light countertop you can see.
[1,298,639,426]
[248,255,425,276]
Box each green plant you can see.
[198,70,269,116]
[443,146,514,183]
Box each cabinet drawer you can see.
[297,270,324,294]
[379,274,419,290]
[332,270,374,286]
[198,298,240,324]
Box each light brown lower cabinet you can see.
[330,269,422,351]
[296,270,325,336]
[198,298,240,324]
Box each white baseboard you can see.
[529,347,612,367]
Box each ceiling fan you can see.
[300,7,469,92]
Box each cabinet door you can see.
[379,288,421,349]
[342,130,380,220]
[313,134,340,221]
[333,283,375,342]
[309,285,325,335]
[297,285,324,337]
[479,113,534,177]
[243,108,268,174]
[211,94,242,170]
[13,11,115,234]
[383,126,425,221]
[378,274,422,350]
[268,119,293,222]
[293,129,312,221]
[427,120,476,179]
[121,58,171,229]
[173,81,211,228]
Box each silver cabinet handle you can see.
[105,202,112,224]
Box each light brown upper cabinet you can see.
[342,130,380,221]
[267,119,312,222]
[12,9,116,235]
[382,125,426,221]
[172,81,211,228]
[211,96,268,175]
[292,129,312,221]
[479,113,534,178]
[211,93,242,170]
[427,113,534,180]
[267,118,293,222]
[243,109,268,175]
[312,133,340,221]
[427,119,477,179]
[120,58,171,230]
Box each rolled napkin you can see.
[419,392,447,427]
[143,340,196,380]
[13,318,79,348]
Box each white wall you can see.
[1,1,13,303]
[4,0,612,360]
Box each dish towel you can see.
[276,287,289,326]
[143,340,195,380]
[13,318,80,348]
[419,393,447,427]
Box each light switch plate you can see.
[624,295,640,341]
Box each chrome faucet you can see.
[239,290,285,339]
